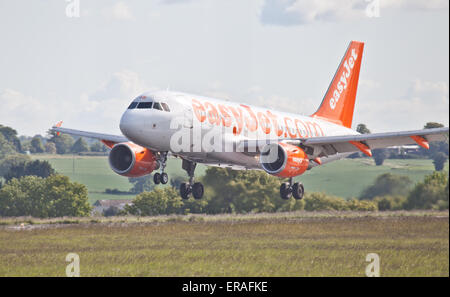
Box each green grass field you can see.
[0,211,448,277]
[32,154,448,204]
[296,158,449,198]
[31,154,207,203]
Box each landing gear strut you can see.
[280,178,304,200]
[153,152,169,185]
[180,159,204,200]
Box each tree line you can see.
[122,167,449,216]
[13,127,107,155]
[0,124,92,217]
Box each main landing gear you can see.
[153,152,169,185]
[280,178,304,200]
[180,159,204,200]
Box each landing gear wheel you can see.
[161,173,169,185]
[292,183,304,200]
[280,183,292,200]
[180,160,198,200]
[192,183,204,200]
[180,183,191,200]
[153,173,161,185]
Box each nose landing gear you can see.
[180,159,204,200]
[280,178,304,200]
[153,152,169,185]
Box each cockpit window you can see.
[153,102,163,111]
[161,103,170,112]
[137,102,153,109]
[128,102,138,109]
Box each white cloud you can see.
[381,0,449,10]
[66,70,153,135]
[90,70,148,102]
[252,94,317,115]
[241,86,317,115]
[355,79,449,131]
[359,79,381,90]
[0,70,153,136]
[407,79,449,104]
[160,0,192,5]
[0,89,51,136]
[103,2,134,20]
[260,0,449,26]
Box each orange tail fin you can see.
[311,41,364,128]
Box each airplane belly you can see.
[178,151,260,170]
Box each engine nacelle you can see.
[260,142,309,178]
[108,142,158,177]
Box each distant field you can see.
[31,154,207,203]
[32,154,448,203]
[0,211,448,277]
[297,158,449,198]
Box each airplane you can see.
[51,41,449,200]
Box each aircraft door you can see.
[183,107,193,129]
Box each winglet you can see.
[54,121,63,136]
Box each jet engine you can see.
[260,142,309,178]
[108,142,159,177]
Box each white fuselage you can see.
[119,91,358,169]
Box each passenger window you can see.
[153,102,163,110]
[137,102,153,109]
[128,102,138,109]
[161,103,170,112]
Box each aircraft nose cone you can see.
[119,111,132,137]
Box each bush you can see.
[125,188,184,216]
[0,174,91,217]
[49,134,74,154]
[90,141,107,153]
[45,142,57,154]
[0,154,31,177]
[373,195,407,211]
[4,160,56,182]
[360,173,412,200]
[125,168,385,216]
[303,193,377,212]
[129,176,155,194]
[0,125,21,152]
[304,193,349,211]
[373,149,388,166]
[30,137,45,153]
[202,167,289,214]
[103,206,120,217]
[432,152,448,171]
[347,199,378,211]
[105,188,130,195]
[406,171,448,210]
[72,138,89,153]
[0,134,16,159]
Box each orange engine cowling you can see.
[260,142,309,178]
[108,142,158,177]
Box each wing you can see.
[239,127,449,157]
[51,126,128,147]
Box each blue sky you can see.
[0,0,448,136]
